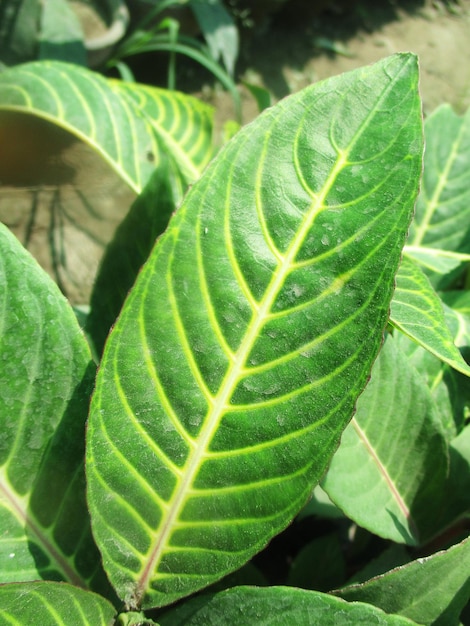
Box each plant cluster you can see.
[0,50,469,625]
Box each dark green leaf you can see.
[86,54,423,609]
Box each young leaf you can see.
[336,538,470,626]
[86,54,423,609]
[0,581,116,625]
[322,335,448,546]
[407,104,470,285]
[158,585,419,625]
[0,224,107,592]
[390,256,470,376]
[0,60,213,194]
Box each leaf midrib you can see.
[135,58,414,604]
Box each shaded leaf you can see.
[286,533,345,591]
[0,224,108,594]
[158,585,418,625]
[86,54,423,609]
[39,0,87,65]
[336,538,470,626]
[0,581,116,625]
[390,256,470,376]
[322,335,448,546]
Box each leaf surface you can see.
[0,581,116,625]
[158,585,418,625]
[336,538,470,626]
[0,225,107,593]
[322,335,448,545]
[390,256,470,376]
[0,60,213,194]
[86,54,423,609]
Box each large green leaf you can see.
[407,104,470,285]
[0,60,213,194]
[390,256,470,376]
[86,54,423,609]
[337,538,470,626]
[322,335,448,546]
[0,581,116,625]
[158,586,418,625]
[0,224,108,593]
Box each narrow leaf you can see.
[0,225,107,593]
[86,54,423,609]
[322,335,449,545]
[404,245,470,275]
[0,581,116,625]
[336,538,470,626]
[158,586,418,625]
[0,61,213,194]
[390,256,470,376]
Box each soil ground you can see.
[1,0,469,303]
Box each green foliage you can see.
[1,53,469,625]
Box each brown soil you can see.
[1,0,469,304]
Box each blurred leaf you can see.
[158,586,419,625]
[297,485,345,520]
[86,54,423,609]
[390,256,470,376]
[0,224,109,594]
[407,104,470,286]
[337,538,470,626]
[0,581,116,625]
[189,0,239,76]
[322,335,448,546]
[287,533,346,591]
[39,0,87,65]
[243,81,272,112]
[404,245,470,276]
[346,544,411,585]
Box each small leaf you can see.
[322,335,448,545]
[336,538,470,626]
[39,0,87,65]
[86,54,423,609]
[158,585,418,625]
[404,245,470,275]
[286,533,345,591]
[0,224,108,593]
[390,256,470,376]
[0,581,116,625]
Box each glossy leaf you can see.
[407,104,470,285]
[0,60,213,194]
[322,335,448,546]
[158,586,418,625]
[390,256,470,376]
[86,54,423,609]
[337,538,470,626]
[0,581,116,625]
[0,224,107,592]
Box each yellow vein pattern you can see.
[86,54,423,610]
[0,61,214,195]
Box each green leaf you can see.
[336,538,470,626]
[407,104,470,284]
[0,224,107,593]
[87,161,177,356]
[404,245,470,276]
[86,54,423,609]
[322,335,448,546]
[158,586,418,625]
[390,256,470,376]
[39,0,87,65]
[286,533,345,591]
[0,60,213,194]
[0,581,116,625]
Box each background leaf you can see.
[158,585,418,625]
[390,256,470,376]
[0,581,116,625]
[0,224,108,594]
[336,538,470,626]
[322,335,449,546]
[86,53,423,610]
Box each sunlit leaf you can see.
[0,581,116,625]
[86,54,423,609]
[337,538,470,626]
[390,256,470,376]
[158,586,419,625]
[0,224,108,594]
[322,335,448,546]
[404,245,470,275]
